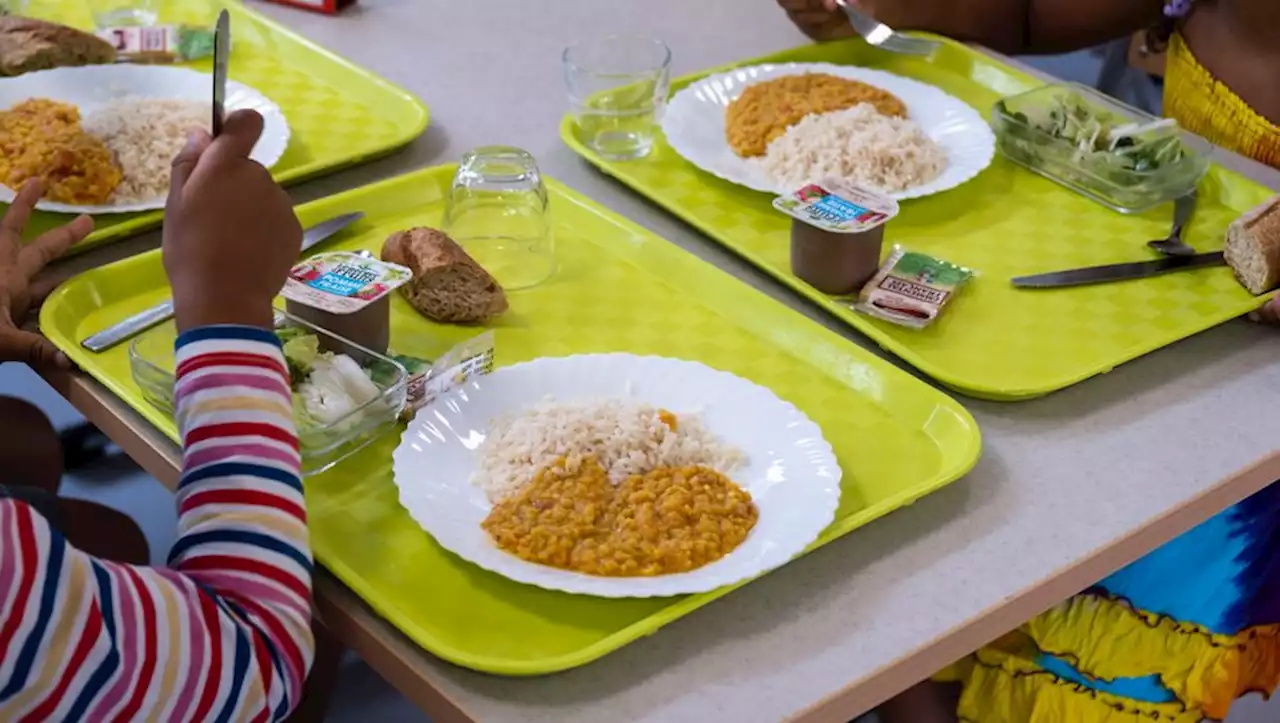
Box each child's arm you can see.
[0,325,312,722]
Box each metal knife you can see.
[211,9,230,136]
[80,211,366,353]
[1011,251,1226,289]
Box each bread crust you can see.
[0,17,117,77]
[382,227,508,323]
[1225,195,1280,295]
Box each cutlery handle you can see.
[76,211,364,353]
[1172,191,1197,237]
[81,300,175,353]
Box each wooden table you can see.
[34,2,1280,721]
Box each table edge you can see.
[787,451,1280,722]
[38,368,1280,723]
[32,43,1280,723]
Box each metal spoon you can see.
[1147,192,1197,257]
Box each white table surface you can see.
[105,1,1280,721]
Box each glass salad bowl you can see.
[991,82,1212,214]
[129,310,409,476]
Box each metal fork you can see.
[1147,191,1198,257]
[835,0,940,56]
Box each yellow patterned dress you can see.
[937,36,1280,723]
[1164,34,1280,170]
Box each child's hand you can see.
[0,179,93,368]
[163,109,302,332]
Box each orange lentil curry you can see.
[482,455,759,577]
[0,99,121,205]
[725,73,908,158]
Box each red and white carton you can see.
[261,0,356,14]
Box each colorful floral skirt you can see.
[939,481,1280,722]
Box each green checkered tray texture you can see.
[561,39,1276,400]
[16,0,428,255]
[42,165,981,674]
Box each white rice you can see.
[82,98,210,204]
[472,397,746,502]
[755,103,947,193]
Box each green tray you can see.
[42,165,981,675]
[15,0,428,255]
[561,38,1276,400]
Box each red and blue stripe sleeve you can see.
[0,325,313,722]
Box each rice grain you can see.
[82,98,209,204]
[756,103,947,193]
[472,397,746,503]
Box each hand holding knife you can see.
[212,10,230,137]
[81,11,330,354]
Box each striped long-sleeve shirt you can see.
[0,325,314,722]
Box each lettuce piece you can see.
[292,393,319,428]
[281,333,321,387]
[366,358,408,389]
[296,353,382,425]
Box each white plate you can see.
[662,62,995,200]
[0,65,290,214]
[392,354,842,598]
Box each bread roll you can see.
[0,17,116,77]
[381,227,508,323]
[1224,195,1280,295]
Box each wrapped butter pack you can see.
[98,24,216,63]
[855,247,976,329]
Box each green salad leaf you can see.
[280,331,321,388]
[1000,92,1188,183]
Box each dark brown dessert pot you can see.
[789,217,886,296]
[285,296,392,356]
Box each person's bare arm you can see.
[957,0,1167,55]
[783,0,1165,55]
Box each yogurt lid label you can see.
[283,251,412,315]
[773,179,899,234]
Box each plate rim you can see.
[661,60,996,200]
[0,64,291,214]
[392,352,843,598]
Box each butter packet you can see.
[99,24,216,63]
[855,246,975,329]
[772,179,898,234]
[392,332,496,420]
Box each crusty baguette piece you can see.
[0,17,117,77]
[1224,195,1280,295]
[381,227,509,324]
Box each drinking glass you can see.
[563,36,671,161]
[442,147,555,291]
